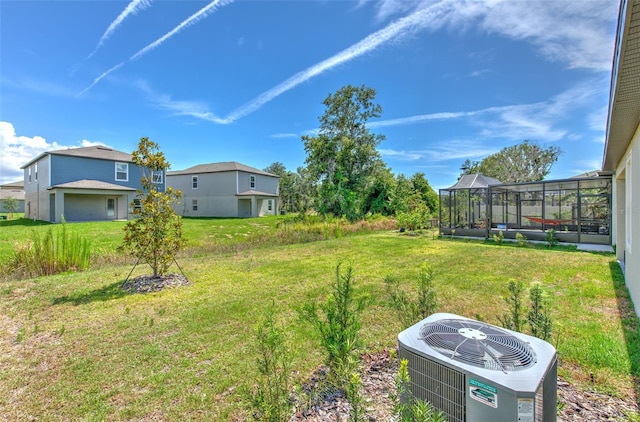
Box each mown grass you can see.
[0,222,638,420]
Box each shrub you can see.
[385,263,438,329]
[545,229,558,247]
[527,283,553,341]
[493,230,504,245]
[249,305,292,421]
[299,264,370,389]
[497,279,526,332]
[515,232,527,247]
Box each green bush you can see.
[493,230,504,245]
[515,232,527,247]
[545,229,558,247]
[299,264,370,389]
[248,305,292,421]
[385,263,438,329]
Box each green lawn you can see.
[0,219,638,420]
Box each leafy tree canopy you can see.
[302,84,386,220]
[461,140,561,183]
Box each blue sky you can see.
[0,0,619,190]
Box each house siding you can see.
[613,123,640,316]
[167,169,279,217]
[21,148,152,222]
[24,155,51,220]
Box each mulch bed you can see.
[290,350,639,421]
[121,273,190,293]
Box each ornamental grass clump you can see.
[9,222,91,277]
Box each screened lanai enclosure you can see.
[439,173,612,245]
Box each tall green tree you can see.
[410,172,438,215]
[302,84,386,220]
[461,140,561,183]
[264,162,296,214]
[121,137,185,277]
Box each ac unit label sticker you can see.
[469,379,498,408]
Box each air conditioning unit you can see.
[398,313,557,422]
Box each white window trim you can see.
[152,171,163,184]
[115,162,129,182]
[192,175,198,189]
[192,199,198,211]
[250,175,256,189]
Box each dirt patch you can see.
[290,350,639,421]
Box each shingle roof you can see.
[49,179,136,191]
[22,146,132,168]
[167,161,278,177]
[1,180,24,190]
[446,173,503,190]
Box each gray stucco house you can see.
[166,162,279,218]
[0,180,25,214]
[21,146,163,223]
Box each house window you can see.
[116,163,128,181]
[28,167,32,183]
[152,171,163,184]
[250,175,256,189]
[34,163,38,181]
[268,200,272,211]
[192,199,198,211]
[133,198,142,212]
[192,176,198,189]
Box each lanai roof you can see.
[445,173,503,190]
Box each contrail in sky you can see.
[131,0,234,61]
[78,0,233,96]
[223,1,453,123]
[76,63,124,97]
[87,0,153,59]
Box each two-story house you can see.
[166,162,279,218]
[21,146,164,223]
[0,180,25,214]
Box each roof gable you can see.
[167,161,278,177]
[22,146,133,168]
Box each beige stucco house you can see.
[166,162,279,218]
[604,0,640,315]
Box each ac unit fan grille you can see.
[420,319,536,371]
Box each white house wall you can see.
[614,123,640,316]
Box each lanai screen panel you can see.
[578,178,610,235]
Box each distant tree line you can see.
[265,84,560,223]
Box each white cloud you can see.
[270,133,298,139]
[0,122,106,184]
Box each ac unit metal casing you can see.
[398,313,557,422]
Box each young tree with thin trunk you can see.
[121,137,185,277]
